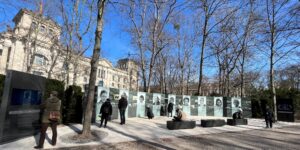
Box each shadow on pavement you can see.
[106,126,176,150]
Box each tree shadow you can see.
[67,124,81,134]
[106,126,176,150]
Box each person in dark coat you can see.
[99,98,112,128]
[146,105,154,119]
[265,106,273,128]
[167,102,174,117]
[35,91,61,149]
[160,105,165,116]
[118,97,128,125]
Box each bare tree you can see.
[194,0,229,95]
[120,0,185,93]
[81,0,106,137]
[59,0,96,86]
[259,0,299,121]
[172,14,197,95]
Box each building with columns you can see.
[0,9,138,91]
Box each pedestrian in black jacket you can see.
[118,97,128,125]
[265,106,273,128]
[146,106,154,119]
[167,102,174,117]
[99,99,112,128]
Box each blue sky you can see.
[0,0,133,65]
[1,0,298,81]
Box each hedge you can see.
[63,85,83,124]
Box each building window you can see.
[123,85,125,89]
[101,70,105,79]
[0,49,2,56]
[40,25,46,33]
[31,22,37,29]
[33,54,47,65]
[84,77,88,83]
[118,84,120,88]
[112,83,114,87]
[33,71,43,76]
[124,78,127,83]
[98,69,101,78]
[85,68,89,75]
[49,29,54,37]
[6,47,11,62]
[113,75,116,81]
[118,76,121,82]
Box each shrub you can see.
[63,85,83,124]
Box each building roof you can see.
[12,9,61,30]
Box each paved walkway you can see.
[0,116,299,150]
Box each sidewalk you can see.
[1,116,299,150]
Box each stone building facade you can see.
[0,9,138,91]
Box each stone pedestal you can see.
[201,119,226,127]
[167,121,196,130]
[227,119,248,125]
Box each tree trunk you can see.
[186,66,191,95]
[198,15,208,95]
[218,67,222,95]
[81,0,105,137]
[269,0,277,121]
[180,67,184,95]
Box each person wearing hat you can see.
[35,91,61,149]
[172,106,187,121]
[99,98,113,128]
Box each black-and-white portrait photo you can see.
[139,95,145,104]
[215,98,223,107]
[214,97,223,117]
[183,97,190,106]
[154,96,160,105]
[198,97,206,107]
[232,98,241,108]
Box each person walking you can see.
[99,98,112,128]
[167,102,174,117]
[118,96,128,125]
[34,91,61,149]
[265,106,273,128]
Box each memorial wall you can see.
[0,70,46,143]
[95,85,252,121]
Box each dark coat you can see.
[118,97,128,110]
[100,101,113,115]
[265,109,273,120]
[146,107,154,119]
[168,103,174,112]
